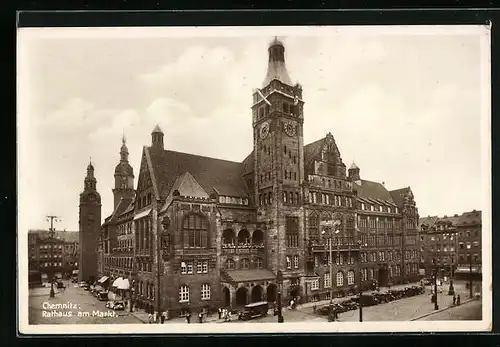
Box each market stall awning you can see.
[117,278,130,290]
[98,276,109,284]
[455,266,482,274]
[112,277,124,287]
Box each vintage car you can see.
[238,301,269,321]
[97,291,109,301]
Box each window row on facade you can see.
[39,244,64,250]
[285,255,300,269]
[180,260,210,274]
[224,257,264,270]
[286,216,300,248]
[134,218,152,253]
[308,175,349,190]
[314,253,356,267]
[283,190,300,205]
[38,254,63,259]
[117,221,133,236]
[136,192,153,210]
[117,239,134,251]
[40,262,64,267]
[360,202,399,214]
[104,256,135,270]
[283,170,298,181]
[218,195,249,206]
[308,191,353,208]
[222,229,264,247]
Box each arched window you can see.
[308,213,319,242]
[182,214,208,248]
[255,257,263,268]
[336,271,344,287]
[179,285,189,302]
[347,270,355,285]
[240,258,250,269]
[252,230,264,246]
[201,284,211,300]
[225,259,235,270]
[238,229,250,246]
[222,229,236,246]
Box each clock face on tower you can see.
[259,121,270,139]
[283,122,296,137]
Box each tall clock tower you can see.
[78,160,102,283]
[252,37,306,283]
[112,135,135,210]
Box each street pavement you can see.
[28,279,479,325]
[28,280,142,324]
[417,299,482,321]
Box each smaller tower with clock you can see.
[79,160,102,283]
[112,134,135,209]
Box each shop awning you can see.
[117,278,130,290]
[112,277,123,287]
[134,208,151,220]
[98,276,109,284]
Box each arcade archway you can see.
[251,285,263,303]
[266,284,277,303]
[236,287,248,306]
[222,287,230,307]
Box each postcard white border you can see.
[17,24,492,335]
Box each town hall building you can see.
[94,37,421,318]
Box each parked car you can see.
[97,291,109,301]
[238,301,269,321]
[78,281,87,288]
[421,278,433,285]
[112,301,125,310]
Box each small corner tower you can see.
[112,133,135,209]
[151,124,164,150]
[348,162,360,182]
[79,159,102,283]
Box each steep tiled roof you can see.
[389,187,412,207]
[170,172,209,199]
[242,150,254,176]
[107,197,133,224]
[419,216,439,230]
[303,138,325,168]
[222,269,276,283]
[458,210,482,226]
[147,148,249,199]
[354,180,395,202]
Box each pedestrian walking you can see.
[313,304,316,313]
[198,312,203,323]
[148,313,153,324]
[160,312,165,324]
[218,308,222,320]
[186,313,191,324]
[457,294,461,306]
[453,295,456,305]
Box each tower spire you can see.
[262,36,292,87]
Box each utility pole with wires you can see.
[46,215,61,298]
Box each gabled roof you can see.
[419,216,439,230]
[170,172,209,199]
[389,187,412,207]
[354,180,395,203]
[146,147,249,199]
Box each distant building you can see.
[94,38,420,317]
[419,210,482,279]
[28,229,79,280]
[78,161,102,283]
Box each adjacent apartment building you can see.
[94,38,420,317]
[419,210,482,279]
[28,229,79,280]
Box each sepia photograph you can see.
[17,25,491,334]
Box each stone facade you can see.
[78,162,102,283]
[92,37,420,318]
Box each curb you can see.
[410,298,478,321]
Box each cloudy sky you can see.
[17,26,490,232]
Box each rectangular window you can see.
[293,255,299,268]
[201,284,211,300]
[286,256,291,269]
[181,261,187,274]
[187,262,193,274]
[286,216,299,248]
[197,261,203,273]
[202,261,208,273]
[324,273,331,288]
[311,279,319,290]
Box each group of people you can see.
[217,308,233,322]
[453,294,461,306]
[147,311,168,324]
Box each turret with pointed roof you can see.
[151,124,164,150]
[262,36,293,87]
[113,133,135,210]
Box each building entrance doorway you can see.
[235,287,248,306]
[251,285,263,303]
[222,287,230,307]
[266,284,277,303]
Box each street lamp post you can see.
[433,258,439,310]
[467,244,473,298]
[448,232,455,296]
[46,215,60,298]
[321,220,341,304]
[277,270,284,323]
[357,237,367,322]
